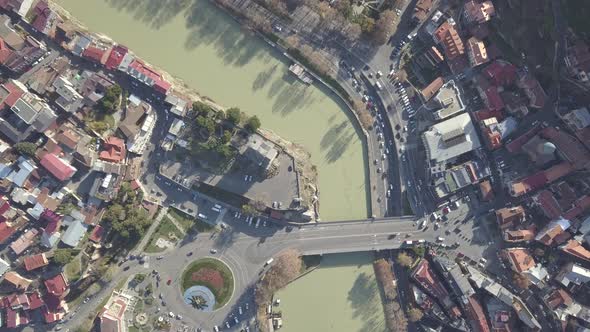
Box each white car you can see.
[387,190,391,198]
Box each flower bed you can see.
[181,258,234,309]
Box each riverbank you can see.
[48,0,321,219]
[54,0,369,221]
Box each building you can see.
[30,0,58,36]
[496,206,525,230]
[561,107,590,131]
[433,21,465,60]
[99,290,133,332]
[421,77,444,101]
[517,72,547,109]
[555,263,590,287]
[164,94,190,117]
[3,271,32,290]
[560,240,590,262]
[126,59,171,95]
[0,257,9,276]
[243,135,278,171]
[23,253,49,271]
[467,37,489,67]
[504,248,535,273]
[40,153,77,182]
[483,61,517,86]
[82,45,107,64]
[412,260,461,318]
[0,0,33,17]
[9,228,38,255]
[0,35,46,75]
[464,0,495,24]
[100,136,126,163]
[0,80,57,142]
[422,113,481,165]
[429,80,466,120]
[534,190,561,219]
[52,76,83,113]
[60,218,87,247]
[522,135,556,166]
[44,273,68,299]
[504,226,537,243]
[104,45,128,70]
[432,160,490,198]
[468,267,541,330]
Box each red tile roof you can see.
[10,228,39,255]
[104,45,128,70]
[0,80,25,108]
[465,295,490,332]
[24,253,49,271]
[540,127,590,170]
[483,87,504,111]
[479,180,494,202]
[474,108,504,121]
[563,195,590,220]
[517,73,547,109]
[505,248,535,273]
[89,225,104,243]
[496,206,525,229]
[433,22,465,60]
[506,125,542,153]
[82,46,106,64]
[128,59,171,94]
[545,288,573,310]
[483,61,517,86]
[560,240,590,262]
[44,273,68,298]
[40,153,77,181]
[535,190,562,219]
[99,136,126,163]
[31,0,52,34]
[28,291,44,310]
[0,37,13,63]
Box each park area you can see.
[144,216,184,253]
[275,252,386,332]
[181,258,234,309]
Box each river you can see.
[56,0,368,221]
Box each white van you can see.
[211,207,221,213]
[214,204,222,209]
[198,213,207,219]
[375,81,382,90]
[265,258,274,266]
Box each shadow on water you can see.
[347,272,387,332]
[252,64,278,91]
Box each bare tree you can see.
[396,252,413,267]
[371,9,397,45]
[407,307,424,322]
[285,35,301,49]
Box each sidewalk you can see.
[134,206,168,255]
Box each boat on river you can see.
[288,63,313,85]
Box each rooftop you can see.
[431,80,466,120]
[44,273,68,297]
[23,253,49,271]
[504,248,535,273]
[40,153,77,182]
[433,21,465,60]
[99,136,126,163]
[422,113,481,164]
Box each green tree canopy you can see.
[14,142,37,157]
[53,249,76,265]
[245,116,261,133]
[99,84,122,113]
[226,108,242,125]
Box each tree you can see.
[396,252,413,267]
[513,273,530,289]
[222,130,232,144]
[99,84,122,113]
[133,273,146,283]
[411,245,426,257]
[226,108,242,125]
[371,10,397,45]
[407,307,424,322]
[215,109,226,121]
[14,142,37,157]
[53,249,75,265]
[245,116,261,133]
[103,204,125,223]
[196,115,216,136]
[241,204,258,216]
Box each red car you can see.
[167,279,172,285]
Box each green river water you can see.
[57,0,368,221]
[276,253,386,332]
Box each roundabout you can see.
[180,258,235,310]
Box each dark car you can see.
[123,266,130,271]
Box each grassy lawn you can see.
[64,256,82,282]
[144,217,184,253]
[169,208,215,233]
[181,258,234,309]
